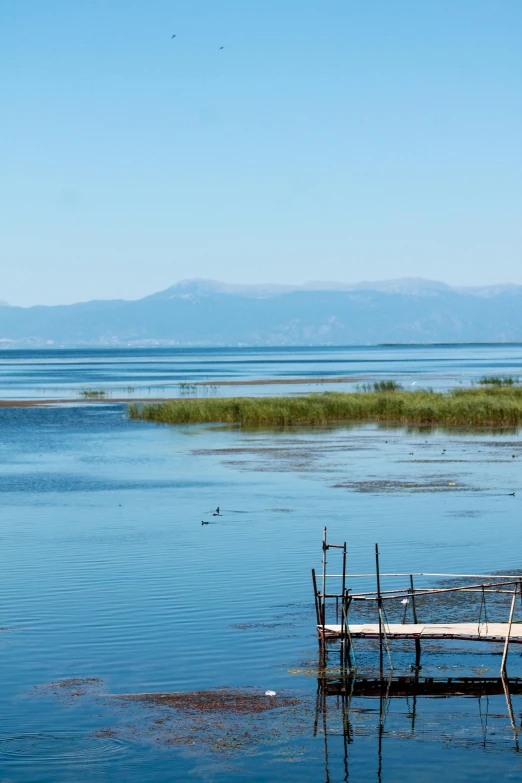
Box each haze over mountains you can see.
[1,278,522,347]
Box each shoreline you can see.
[0,398,168,407]
[0,376,368,406]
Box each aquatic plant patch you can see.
[129,386,522,428]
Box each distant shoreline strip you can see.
[0,376,368,405]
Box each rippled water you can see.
[1,353,522,780]
[1,343,522,398]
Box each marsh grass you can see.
[358,380,403,392]
[79,389,107,398]
[128,385,522,428]
[478,375,519,387]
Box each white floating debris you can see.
[265,690,276,697]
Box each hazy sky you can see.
[2,0,521,306]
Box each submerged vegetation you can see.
[358,380,404,392]
[478,375,519,387]
[79,389,107,398]
[128,384,522,428]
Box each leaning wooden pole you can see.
[410,574,421,669]
[341,542,347,671]
[321,527,327,664]
[311,568,320,626]
[375,543,383,677]
[501,672,520,750]
[501,583,519,676]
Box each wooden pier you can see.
[312,527,522,676]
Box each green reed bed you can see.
[128,385,522,428]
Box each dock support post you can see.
[410,574,421,670]
[375,543,383,678]
[345,592,356,671]
[321,527,328,668]
[501,672,520,750]
[312,568,320,626]
[340,542,347,672]
[501,583,519,676]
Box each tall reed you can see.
[128,386,522,428]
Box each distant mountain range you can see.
[1,278,522,347]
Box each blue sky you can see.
[2,0,521,306]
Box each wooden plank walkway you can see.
[320,622,522,643]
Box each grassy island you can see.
[128,383,522,428]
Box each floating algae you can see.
[32,682,312,759]
[32,678,104,701]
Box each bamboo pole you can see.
[501,673,520,750]
[326,573,522,579]
[323,587,515,599]
[341,543,347,671]
[349,578,521,600]
[375,543,383,677]
[312,568,320,625]
[342,590,349,670]
[501,584,519,676]
[410,574,421,669]
[321,527,327,665]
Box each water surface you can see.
[1,400,522,781]
[1,344,522,399]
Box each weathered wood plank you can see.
[320,622,522,642]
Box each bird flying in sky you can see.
[171,34,176,38]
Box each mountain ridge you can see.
[146,277,522,300]
[1,278,522,347]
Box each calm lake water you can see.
[1,347,522,781]
[1,343,522,399]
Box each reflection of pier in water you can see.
[315,673,522,781]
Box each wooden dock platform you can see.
[313,529,522,676]
[320,622,522,643]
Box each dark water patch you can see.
[331,479,476,493]
[192,443,373,455]
[473,440,522,449]
[230,461,316,473]
[398,459,476,463]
